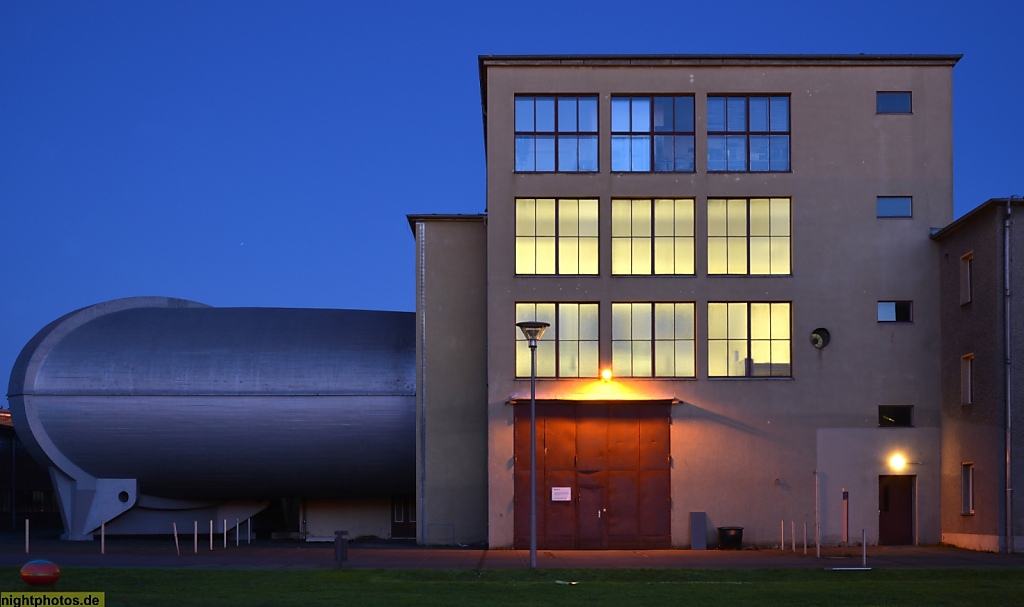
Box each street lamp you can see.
[516,320,549,570]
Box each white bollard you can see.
[173,522,180,556]
[209,520,213,551]
[223,519,227,548]
[236,519,240,547]
[194,521,198,554]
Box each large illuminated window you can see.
[707,95,790,172]
[707,302,791,377]
[612,303,695,378]
[515,95,598,172]
[516,198,599,275]
[612,198,694,275]
[707,198,790,275]
[516,303,599,378]
[611,95,695,172]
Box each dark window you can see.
[877,196,912,218]
[878,405,913,427]
[878,301,912,322]
[611,95,695,172]
[877,92,912,114]
[708,95,790,172]
[515,95,598,172]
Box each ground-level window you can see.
[707,302,791,377]
[961,463,974,515]
[611,302,695,378]
[516,302,599,378]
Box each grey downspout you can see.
[1006,199,1014,553]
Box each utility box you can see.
[689,512,707,550]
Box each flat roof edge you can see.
[479,53,963,68]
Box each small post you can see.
[209,520,213,551]
[780,520,784,550]
[194,521,198,554]
[862,529,867,567]
[25,518,29,554]
[236,519,240,547]
[334,530,348,567]
[803,521,807,555]
[173,522,180,556]
[101,521,105,555]
[816,522,820,558]
[841,488,849,546]
[791,521,795,552]
[247,517,251,544]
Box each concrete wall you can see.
[304,499,392,541]
[411,216,489,546]
[481,57,955,548]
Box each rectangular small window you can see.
[877,92,912,114]
[612,95,695,172]
[516,302,599,378]
[515,95,598,172]
[612,302,696,378]
[961,354,974,405]
[877,196,912,218]
[960,253,973,305]
[961,463,974,515]
[707,198,791,275]
[515,198,599,275]
[877,301,913,323]
[611,198,695,275]
[707,302,791,377]
[878,405,914,427]
[708,95,790,172]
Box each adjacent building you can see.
[932,198,1023,552]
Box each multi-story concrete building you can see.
[933,198,1023,553]
[413,54,960,549]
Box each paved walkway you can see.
[3,536,1024,570]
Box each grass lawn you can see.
[2,567,1023,606]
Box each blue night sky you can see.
[1,0,1022,395]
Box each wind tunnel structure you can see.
[7,297,415,540]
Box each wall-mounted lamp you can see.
[601,368,612,381]
[888,453,922,472]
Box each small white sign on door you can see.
[551,487,572,502]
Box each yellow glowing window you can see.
[708,302,790,377]
[708,198,790,275]
[516,198,598,275]
[516,302,599,378]
[612,302,695,377]
[612,198,694,275]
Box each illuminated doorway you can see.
[513,402,670,549]
[878,475,914,545]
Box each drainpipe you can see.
[1005,199,1014,554]
[417,221,428,546]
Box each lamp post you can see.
[516,320,548,570]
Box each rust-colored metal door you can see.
[879,475,914,545]
[514,402,670,550]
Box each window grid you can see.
[707,302,791,377]
[515,95,598,172]
[515,198,599,275]
[516,303,599,378]
[707,198,791,275]
[612,302,696,378]
[612,198,695,275]
[707,95,790,172]
[611,95,695,172]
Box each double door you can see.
[513,402,670,550]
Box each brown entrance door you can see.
[513,402,670,550]
[878,475,914,545]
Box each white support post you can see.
[101,521,105,555]
[780,520,784,550]
[209,520,213,551]
[173,522,180,556]
[803,521,807,555]
[223,519,227,548]
[791,521,795,552]
[194,521,198,554]
[25,519,29,554]
[236,519,240,547]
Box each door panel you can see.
[578,485,606,549]
[879,475,914,545]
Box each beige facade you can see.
[414,54,960,549]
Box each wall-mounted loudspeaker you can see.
[810,328,830,349]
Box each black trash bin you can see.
[717,526,743,550]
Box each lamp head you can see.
[517,321,550,344]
